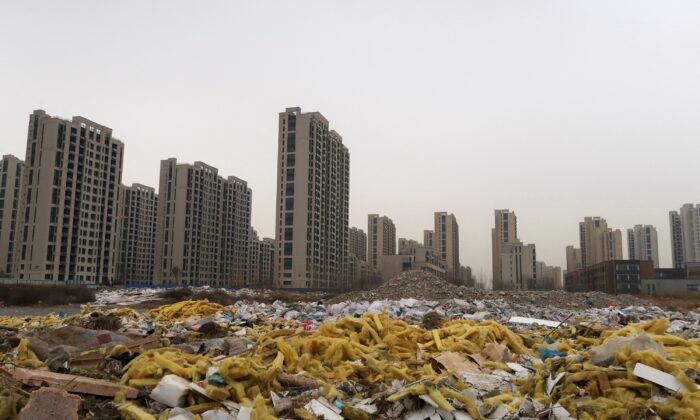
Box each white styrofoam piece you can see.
[150,374,191,408]
[507,316,561,328]
[633,362,689,392]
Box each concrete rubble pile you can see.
[0,271,699,419]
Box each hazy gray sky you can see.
[2,1,699,283]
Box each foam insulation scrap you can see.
[148,300,229,321]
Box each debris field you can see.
[1,270,699,420]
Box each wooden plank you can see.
[13,367,138,398]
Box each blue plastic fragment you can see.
[207,373,226,386]
[538,348,566,360]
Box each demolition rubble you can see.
[1,271,699,419]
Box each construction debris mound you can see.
[333,270,649,310]
[0,273,698,419]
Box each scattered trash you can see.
[0,271,699,418]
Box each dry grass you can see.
[642,291,700,312]
[0,284,95,306]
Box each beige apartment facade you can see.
[118,183,157,284]
[153,159,251,286]
[565,245,582,273]
[499,241,536,290]
[349,227,367,261]
[0,155,24,276]
[274,107,350,289]
[247,228,261,287]
[434,212,460,281]
[423,230,434,249]
[536,262,562,290]
[669,211,684,269]
[368,214,396,273]
[579,217,622,267]
[678,204,700,266]
[15,110,124,284]
[381,238,446,282]
[627,224,659,268]
[259,238,275,287]
[491,209,518,290]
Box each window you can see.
[286,153,295,167]
[287,133,296,152]
[285,197,294,211]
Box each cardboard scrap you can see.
[13,367,138,398]
[467,353,488,368]
[481,343,509,363]
[633,362,689,393]
[433,351,481,375]
[508,316,561,328]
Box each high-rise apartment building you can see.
[434,212,460,280]
[627,224,659,267]
[579,217,622,267]
[423,230,434,249]
[274,107,350,289]
[492,209,518,290]
[118,183,157,284]
[536,262,562,290]
[669,211,684,269]
[154,159,251,286]
[565,245,582,273]
[607,229,623,261]
[368,214,396,272]
[0,155,24,276]
[678,204,700,266]
[15,110,124,284]
[246,228,262,287]
[499,241,536,290]
[348,227,367,261]
[259,238,275,287]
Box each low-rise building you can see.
[641,278,700,295]
[381,238,446,282]
[564,260,653,295]
[348,254,381,290]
